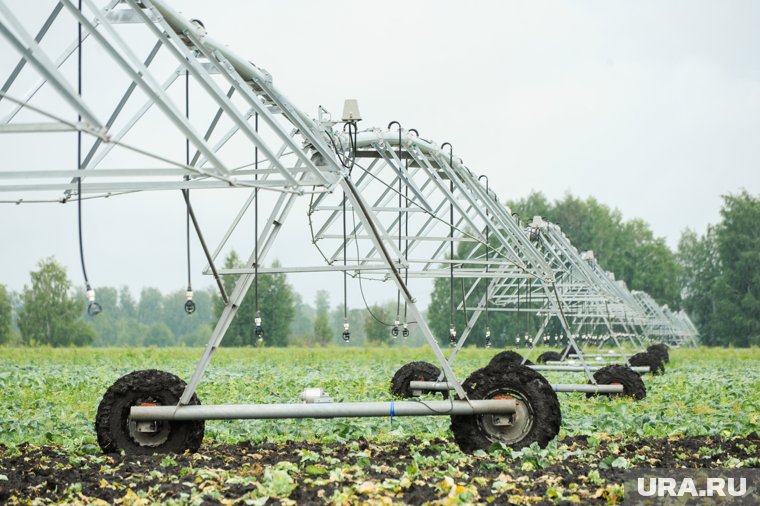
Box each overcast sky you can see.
[1,0,759,311]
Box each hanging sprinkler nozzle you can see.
[485,327,492,348]
[86,285,102,317]
[184,289,196,315]
[402,323,409,339]
[391,319,400,338]
[449,324,457,346]
[254,314,264,343]
[342,320,351,342]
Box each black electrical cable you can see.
[516,280,521,345]
[527,278,532,341]
[254,114,259,314]
[403,157,410,338]
[254,112,263,342]
[341,189,350,342]
[396,135,401,330]
[478,175,491,347]
[326,123,357,171]
[183,69,195,315]
[460,278,469,327]
[388,121,402,338]
[350,202,407,327]
[441,142,455,345]
[76,0,100,317]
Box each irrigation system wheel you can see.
[647,344,670,363]
[628,351,666,376]
[390,361,446,398]
[96,369,204,455]
[450,365,561,453]
[488,350,533,370]
[586,365,646,400]
[536,351,562,364]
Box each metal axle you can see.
[566,353,632,359]
[529,365,650,373]
[130,399,516,421]
[409,381,625,394]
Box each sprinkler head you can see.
[342,321,350,342]
[87,301,102,317]
[402,323,409,338]
[391,320,400,338]
[254,315,264,342]
[184,290,195,314]
[86,288,102,316]
[449,324,457,346]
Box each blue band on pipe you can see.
[554,384,559,392]
[390,401,395,417]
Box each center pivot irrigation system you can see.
[0,0,697,455]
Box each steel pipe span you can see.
[130,399,516,421]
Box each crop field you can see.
[0,346,758,504]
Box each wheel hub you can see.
[128,400,170,447]
[478,393,533,444]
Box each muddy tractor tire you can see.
[628,351,666,376]
[390,361,447,399]
[536,351,562,364]
[586,364,646,400]
[647,344,670,363]
[96,369,204,455]
[451,365,561,453]
[488,350,533,370]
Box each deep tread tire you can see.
[488,350,533,369]
[537,351,562,364]
[451,365,561,453]
[586,365,646,400]
[390,361,446,398]
[647,344,670,363]
[96,369,204,455]
[628,351,666,376]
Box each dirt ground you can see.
[1,433,758,505]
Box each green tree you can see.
[96,286,118,313]
[213,251,296,346]
[427,277,466,345]
[678,227,720,345]
[713,191,760,346]
[0,284,12,344]
[313,290,332,345]
[289,291,315,342]
[509,192,681,308]
[363,302,394,344]
[17,258,95,346]
[137,287,164,324]
[119,286,136,319]
[143,322,175,347]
